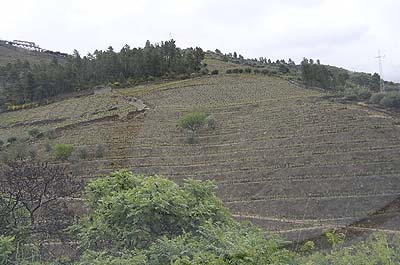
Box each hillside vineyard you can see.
[2,73,399,242]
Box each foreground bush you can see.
[0,236,15,265]
[73,170,293,264]
[76,170,231,250]
[299,232,400,264]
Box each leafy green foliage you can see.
[146,222,293,264]
[76,170,230,251]
[344,87,372,101]
[300,232,400,264]
[369,92,400,109]
[369,92,386,104]
[28,128,41,138]
[0,236,15,265]
[279,64,289,74]
[54,144,74,161]
[379,92,400,108]
[261,69,269,75]
[179,111,207,132]
[77,250,147,265]
[72,170,295,264]
[301,58,349,90]
[350,72,381,92]
[0,194,30,237]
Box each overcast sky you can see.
[1,0,399,82]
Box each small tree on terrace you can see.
[179,111,207,132]
[179,111,208,144]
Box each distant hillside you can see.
[206,50,400,92]
[0,40,67,66]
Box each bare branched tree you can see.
[0,160,82,227]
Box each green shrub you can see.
[261,69,270,75]
[74,171,294,264]
[380,92,400,108]
[210,70,219,75]
[28,128,41,138]
[344,87,372,101]
[78,250,147,265]
[76,146,89,159]
[179,111,207,132]
[299,232,400,264]
[358,89,372,100]
[2,142,29,161]
[254,69,260,74]
[0,139,3,147]
[244,68,252,74]
[279,64,290,74]
[238,68,243,73]
[45,129,57,140]
[0,236,15,265]
[226,69,232,74]
[94,144,106,158]
[232,68,239,74]
[369,92,385,104]
[54,144,75,161]
[77,171,232,251]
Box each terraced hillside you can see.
[1,72,400,242]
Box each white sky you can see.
[1,0,399,82]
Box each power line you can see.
[374,50,386,92]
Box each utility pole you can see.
[375,50,385,92]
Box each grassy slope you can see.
[1,59,400,242]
